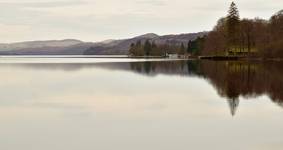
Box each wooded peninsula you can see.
[129,2,283,59]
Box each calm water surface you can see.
[0,58,283,150]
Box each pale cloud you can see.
[0,0,281,42]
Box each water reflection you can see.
[129,60,283,115]
[2,60,283,116]
[1,60,283,150]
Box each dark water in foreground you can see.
[0,59,282,150]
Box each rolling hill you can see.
[0,32,207,55]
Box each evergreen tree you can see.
[144,40,152,56]
[151,41,162,56]
[179,43,185,55]
[187,40,193,54]
[227,2,240,50]
[135,40,144,56]
[129,43,135,55]
[191,40,198,54]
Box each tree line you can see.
[202,2,283,58]
[129,37,205,57]
[129,2,283,58]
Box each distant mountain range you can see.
[0,32,206,55]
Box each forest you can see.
[129,2,283,58]
[129,37,205,57]
[202,2,283,58]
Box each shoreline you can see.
[0,55,167,59]
[0,55,282,61]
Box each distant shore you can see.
[0,55,282,61]
[0,55,168,59]
[0,55,171,59]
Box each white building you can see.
[166,53,179,59]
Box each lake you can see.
[0,58,282,150]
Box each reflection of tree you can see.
[129,60,283,116]
[199,61,283,115]
[130,62,156,75]
[187,61,202,76]
[11,60,283,116]
[227,98,239,116]
[129,61,187,76]
[144,62,153,74]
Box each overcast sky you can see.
[0,0,282,43]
